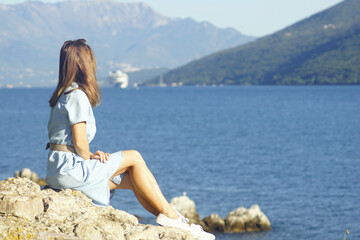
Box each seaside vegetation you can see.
[147,0,360,86]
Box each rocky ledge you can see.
[0,178,194,240]
[0,176,271,239]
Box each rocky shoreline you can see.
[0,170,271,239]
[170,194,271,233]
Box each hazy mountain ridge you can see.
[0,0,255,87]
[152,0,360,85]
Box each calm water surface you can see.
[0,86,359,240]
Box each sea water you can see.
[0,86,359,240]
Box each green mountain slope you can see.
[151,0,360,85]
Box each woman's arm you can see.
[72,122,91,160]
[72,122,110,162]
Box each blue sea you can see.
[0,86,359,240]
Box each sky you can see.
[0,0,344,36]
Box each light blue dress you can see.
[46,82,124,206]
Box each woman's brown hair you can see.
[49,39,101,108]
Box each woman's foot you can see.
[156,210,215,240]
[188,223,215,240]
[156,210,189,229]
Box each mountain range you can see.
[0,0,255,87]
[152,0,360,85]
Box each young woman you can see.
[46,39,214,240]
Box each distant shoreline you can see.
[1,84,360,90]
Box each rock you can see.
[224,205,271,232]
[19,168,32,179]
[0,178,195,240]
[0,195,44,219]
[124,225,192,240]
[74,221,106,240]
[37,178,47,186]
[223,207,247,232]
[14,168,47,186]
[203,213,225,232]
[170,194,271,234]
[30,171,39,183]
[170,193,208,231]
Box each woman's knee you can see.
[126,150,146,167]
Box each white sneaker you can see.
[155,211,190,230]
[156,210,215,240]
[189,223,215,240]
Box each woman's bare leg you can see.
[110,150,178,219]
[109,174,159,216]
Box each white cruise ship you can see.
[109,70,129,88]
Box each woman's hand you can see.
[72,122,110,162]
[90,150,110,163]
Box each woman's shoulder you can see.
[66,89,88,100]
[64,89,90,108]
